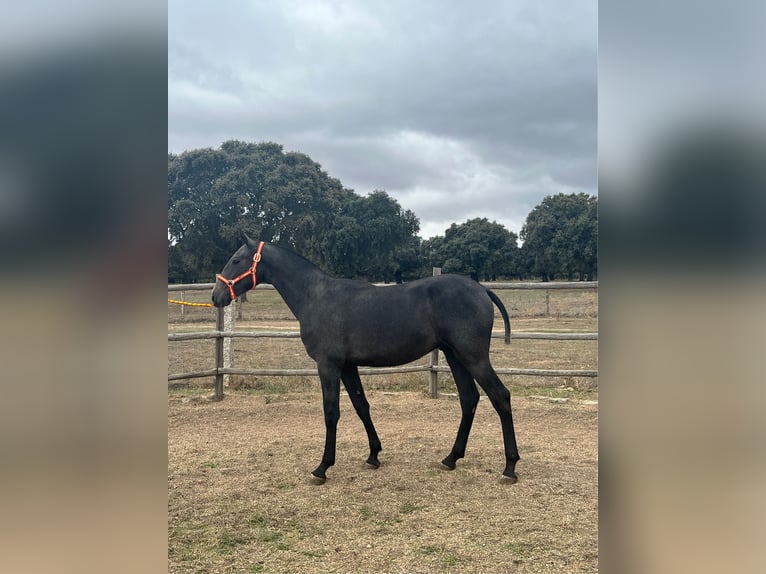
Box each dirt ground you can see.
[168,390,598,573]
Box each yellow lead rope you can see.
[167,298,214,308]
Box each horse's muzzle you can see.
[210,286,232,308]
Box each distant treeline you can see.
[168,141,597,283]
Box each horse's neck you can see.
[265,247,326,321]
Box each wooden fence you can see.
[168,281,598,400]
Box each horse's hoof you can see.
[499,473,518,485]
[365,460,380,469]
[309,473,326,485]
[440,461,456,471]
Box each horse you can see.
[212,233,520,484]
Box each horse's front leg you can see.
[311,362,342,484]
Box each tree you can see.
[425,218,519,281]
[168,141,421,282]
[520,193,597,281]
[321,190,421,281]
[168,141,352,281]
[168,148,231,282]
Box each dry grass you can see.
[168,392,598,573]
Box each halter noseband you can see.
[216,241,264,301]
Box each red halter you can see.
[216,241,264,301]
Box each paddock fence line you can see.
[168,281,598,400]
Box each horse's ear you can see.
[241,231,254,246]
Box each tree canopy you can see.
[321,190,421,281]
[168,141,420,282]
[168,140,597,283]
[423,218,520,281]
[520,192,598,281]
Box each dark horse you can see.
[212,234,520,484]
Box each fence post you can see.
[545,289,550,317]
[223,300,237,387]
[428,267,442,398]
[428,350,440,398]
[180,291,185,321]
[214,306,225,401]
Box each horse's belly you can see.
[348,329,435,367]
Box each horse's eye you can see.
[233,259,240,265]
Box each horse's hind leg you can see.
[441,347,480,471]
[341,365,382,468]
[467,359,520,482]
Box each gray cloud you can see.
[168,0,597,238]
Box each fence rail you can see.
[168,281,597,291]
[168,330,598,342]
[168,281,598,399]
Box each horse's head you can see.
[211,233,265,307]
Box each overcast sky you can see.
[168,0,597,240]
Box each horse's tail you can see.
[486,289,511,344]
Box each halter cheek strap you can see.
[216,241,264,301]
